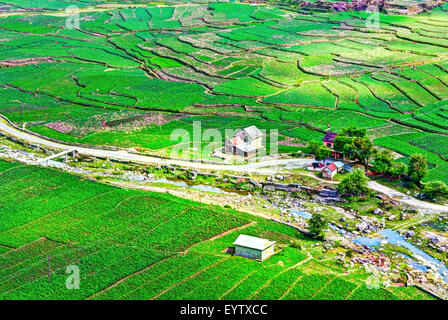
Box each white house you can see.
[225,126,264,158]
[233,234,276,261]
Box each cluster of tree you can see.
[373,152,430,185]
[306,126,448,201]
[372,149,407,178]
[333,127,374,165]
[307,140,331,163]
[308,126,431,185]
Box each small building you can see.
[322,163,337,179]
[235,125,264,149]
[225,125,264,158]
[333,161,345,173]
[322,131,338,148]
[233,234,276,261]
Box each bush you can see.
[308,213,328,240]
[372,149,394,173]
[423,181,448,200]
[408,154,428,185]
[338,169,369,196]
[388,162,408,178]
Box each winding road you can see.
[1,115,447,214]
[0,115,313,173]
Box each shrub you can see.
[338,169,369,196]
[423,181,448,200]
[408,154,428,185]
[308,213,328,240]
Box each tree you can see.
[408,154,428,185]
[338,168,369,196]
[351,137,374,165]
[315,145,332,163]
[388,162,408,178]
[307,140,321,154]
[333,135,353,152]
[423,181,448,200]
[372,149,394,173]
[308,213,328,240]
[341,126,367,138]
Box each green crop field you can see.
[2,0,448,302]
[0,160,435,300]
[0,0,448,180]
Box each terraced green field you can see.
[0,160,435,300]
[1,0,448,180]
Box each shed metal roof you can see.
[233,234,275,251]
[333,161,345,168]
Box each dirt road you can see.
[368,181,448,214]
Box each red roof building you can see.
[322,132,338,148]
[322,163,338,179]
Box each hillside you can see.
[0,160,434,300]
[0,1,448,184]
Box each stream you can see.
[355,229,448,281]
[292,207,448,282]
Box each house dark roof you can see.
[322,132,338,143]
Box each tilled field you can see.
[0,160,435,300]
[0,1,448,181]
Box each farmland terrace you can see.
[0,0,448,184]
[0,160,435,300]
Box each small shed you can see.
[333,161,345,173]
[322,163,337,179]
[233,234,276,261]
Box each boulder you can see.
[187,170,198,180]
[405,230,415,238]
[357,222,368,232]
[430,237,440,244]
[249,179,262,188]
[373,208,383,215]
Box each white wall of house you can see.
[261,245,275,261]
[234,245,274,261]
[251,137,263,149]
[322,169,336,179]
